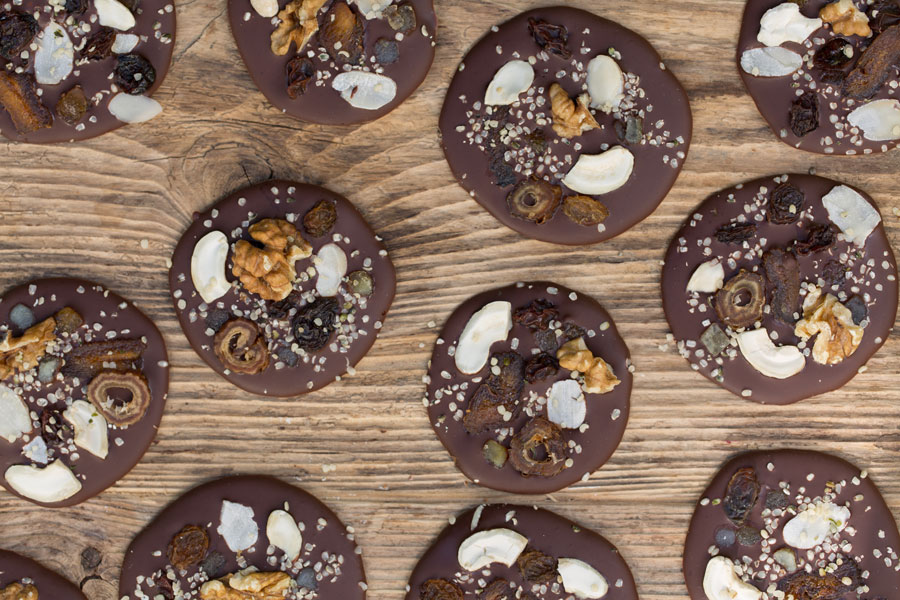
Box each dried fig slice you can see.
[86,369,152,426]
[562,194,609,226]
[420,578,463,600]
[0,72,52,135]
[517,548,558,583]
[508,416,567,477]
[767,183,804,224]
[777,554,860,600]
[167,525,209,570]
[320,2,364,65]
[463,351,524,434]
[722,467,759,525]
[507,179,562,225]
[844,24,900,99]
[213,318,269,374]
[524,352,558,383]
[763,249,800,324]
[714,270,765,330]
[62,339,144,380]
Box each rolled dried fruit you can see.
[722,467,759,525]
[213,318,269,374]
[86,369,152,427]
[507,179,562,225]
[167,525,209,570]
[713,270,765,330]
[508,416,567,477]
[562,194,609,226]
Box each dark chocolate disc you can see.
[406,504,637,600]
[119,475,366,600]
[425,282,632,494]
[0,0,175,143]
[662,174,898,405]
[439,6,692,245]
[169,180,396,396]
[0,278,169,507]
[684,450,900,600]
[738,0,900,155]
[0,549,86,598]
[228,0,436,125]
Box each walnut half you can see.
[794,287,864,365]
[549,83,598,139]
[200,570,294,600]
[820,0,871,37]
[557,337,620,394]
[271,0,329,56]
[231,218,312,302]
[0,582,38,600]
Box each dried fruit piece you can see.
[716,222,757,243]
[723,467,759,525]
[384,3,415,34]
[86,369,152,426]
[303,200,338,237]
[509,416,567,477]
[549,83,598,138]
[168,525,209,570]
[65,0,89,13]
[845,25,900,98]
[293,297,338,352]
[562,194,609,226]
[83,27,116,60]
[507,179,562,224]
[524,352,558,383]
[285,56,315,99]
[320,2,364,65]
[56,85,88,125]
[115,54,156,95]
[213,318,269,374]
[0,11,38,61]
[512,299,558,331]
[768,183,804,224]
[0,72,52,135]
[614,115,645,144]
[871,0,900,35]
[374,38,399,64]
[517,548,558,583]
[61,338,144,380]
[347,270,373,296]
[480,580,514,600]
[794,222,837,254]
[813,37,854,70]
[482,439,508,469]
[845,295,867,324]
[763,249,800,324]
[714,270,765,330]
[789,91,819,137]
[528,18,571,59]
[777,555,860,600]
[489,151,517,188]
[736,525,762,546]
[463,351,525,434]
[420,579,463,600]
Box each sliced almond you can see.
[586,55,624,113]
[267,509,303,561]
[332,71,397,110]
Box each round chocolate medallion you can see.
[684,450,900,600]
[0,278,169,507]
[661,174,898,405]
[439,6,692,245]
[738,0,900,155]
[406,504,638,600]
[0,550,87,598]
[0,0,175,142]
[119,475,366,600]
[425,282,632,494]
[228,0,436,125]
[169,180,396,396]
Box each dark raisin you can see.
[789,91,819,138]
[0,11,38,61]
[562,195,609,226]
[480,579,514,600]
[513,299,558,331]
[763,248,800,324]
[285,56,315,99]
[385,3,416,34]
[845,296,867,325]
[517,548,558,583]
[765,490,788,509]
[561,322,585,342]
[420,578,463,600]
[736,525,762,546]
[167,525,209,570]
[716,222,757,243]
[463,351,525,434]
[303,200,337,237]
[528,18,571,59]
[115,54,156,95]
[155,578,175,600]
[524,352,558,383]
[768,183,804,224]
[56,85,88,125]
[204,309,232,333]
[80,547,102,570]
[534,328,559,354]
[723,467,760,525]
[374,38,399,65]
[293,298,339,352]
[871,0,900,36]
[508,416,567,477]
[198,551,225,578]
[276,346,299,367]
[82,27,116,61]
[507,179,562,224]
[822,260,848,285]
[814,38,854,69]
[489,151,517,188]
[794,222,837,254]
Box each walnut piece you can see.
[232,218,312,302]
[200,570,294,600]
[820,0,871,37]
[794,287,864,365]
[0,583,38,600]
[0,316,56,380]
[549,83,598,139]
[556,337,620,394]
[271,0,328,56]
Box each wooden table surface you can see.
[2,0,899,599]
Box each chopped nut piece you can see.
[87,369,151,426]
[549,83,598,139]
[200,570,294,600]
[820,0,871,37]
[0,72,52,135]
[583,354,620,394]
[844,24,900,98]
[557,337,593,372]
[270,0,328,56]
[214,318,269,374]
[0,316,56,380]
[232,219,312,302]
[0,582,38,600]
[795,288,863,365]
[319,2,364,64]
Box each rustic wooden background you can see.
[1,0,899,598]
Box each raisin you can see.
[480,579,514,600]
[167,525,209,570]
[722,467,759,525]
[56,85,88,125]
[82,27,116,61]
[714,271,765,330]
[789,91,819,138]
[268,291,304,320]
[845,296,867,325]
[765,490,788,510]
[524,352,558,383]
[303,200,337,237]
[204,309,232,332]
[517,548,558,583]
[0,11,38,61]
[794,222,837,254]
[385,3,415,34]
[198,551,225,578]
[513,299,558,331]
[489,151,517,188]
[528,18,571,59]
[736,525,762,546]
[716,222,757,244]
[285,56,315,99]
[509,416,567,477]
[420,579,463,600]
[871,0,900,36]
[293,297,339,352]
[115,54,156,95]
[463,351,525,434]
[822,260,848,285]
[507,179,562,224]
[561,322,585,342]
[41,408,73,449]
[562,194,609,226]
[813,38,854,70]
[374,38,399,64]
[763,248,800,324]
[155,578,175,600]
[767,183,804,224]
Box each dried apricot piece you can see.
[723,467,759,525]
[320,2,364,65]
[167,525,209,570]
[0,72,52,134]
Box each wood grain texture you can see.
[1,0,899,599]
